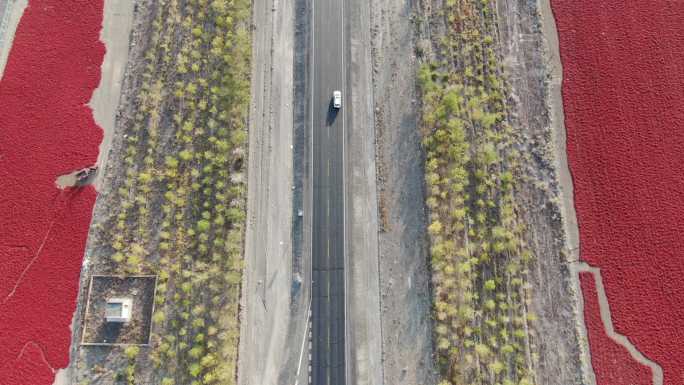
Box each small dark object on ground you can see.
[76,166,98,186]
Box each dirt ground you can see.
[80,276,156,346]
[88,0,135,190]
[368,0,592,383]
[238,0,302,383]
[370,0,438,383]
[0,0,26,78]
[345,0,383,383]
[493,0,587,382]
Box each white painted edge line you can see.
[296,297,313,385]
[572,262,663,385]
[308,0,314,383]
[341,0,350,382]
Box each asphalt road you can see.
[311,0,346,382]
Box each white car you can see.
[333,90,342,109]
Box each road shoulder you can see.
[370,0,438,383]
[346,0,384,383]
[238,0,299,383]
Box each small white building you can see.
[105,297,133,323]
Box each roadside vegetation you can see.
[90,0,251,383]
[417,0,538,384]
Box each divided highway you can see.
[310,0,347,383]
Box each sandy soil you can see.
[51,370,69,385]
[237,0,300,383]
[345,0,383,383]
[538,0,579,260]
[370,0,438,383]
[0,0,27,79]
[88,0,135,190]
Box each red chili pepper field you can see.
[579,272,652,385]
[552,0,684,382]
[0,0,104,383]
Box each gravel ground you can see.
[370,0,439,384]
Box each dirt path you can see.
[0,0,26,79]
[535,1,596,383]
[88,0,135,190]
[572,263,663,385]
[238,0,299,383]
[538,0,579,259]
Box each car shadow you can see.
[326,99,339,126]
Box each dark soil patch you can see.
[81,275,156,345]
